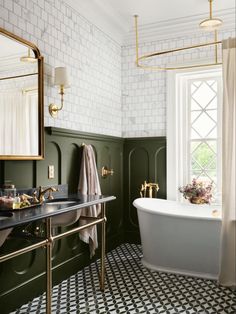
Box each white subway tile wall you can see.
[0,0,122,137]
[0,1,235,138]
[122,29,235,137]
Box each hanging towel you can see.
[0,228,12,247]
[78,144,101,257]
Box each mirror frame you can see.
[0,27,44,160]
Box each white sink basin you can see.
[45,200,77,206]
[44,199,81,227]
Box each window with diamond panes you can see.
[188,77,222,201]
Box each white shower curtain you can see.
[0,90,38,155]
[219,38,236,287]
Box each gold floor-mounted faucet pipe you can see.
[140,181,159,198]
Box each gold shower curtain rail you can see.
[22,86,38,93]
[0,72,38,81]
[134,15,222,70]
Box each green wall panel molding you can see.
[0,127,124,313]
[47,127,123,143]
[123,137,166,243]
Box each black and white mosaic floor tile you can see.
[12,243,236,314]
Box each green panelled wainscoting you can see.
[124,137,167,243]
[0,127,124,313]
[0,128,166,313]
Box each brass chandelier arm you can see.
[134,15,222,71]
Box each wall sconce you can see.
[49,67,70,118]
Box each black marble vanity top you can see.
[0,194,116,231]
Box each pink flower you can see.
[178,179,213,204]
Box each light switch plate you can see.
[48,165,54,179]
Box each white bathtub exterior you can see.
[133,198,222,280]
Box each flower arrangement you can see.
[179,178,213,204]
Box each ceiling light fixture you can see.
[20,48,37,63]
[199,0,223,31]
[134,0,222,70]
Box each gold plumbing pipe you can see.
[100,203,106,291]
[140,181,159,198]
[215,30,218,64]
[209,0,213,19]
[22,87,38,94]
[46,218,52,314]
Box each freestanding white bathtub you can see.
[133,198,222,279]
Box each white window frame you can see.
[167,66,222,202]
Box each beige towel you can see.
[78,145,101,257]
[0,228,12,247]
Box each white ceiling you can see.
[103,0,235,25]
[64,0,235,43]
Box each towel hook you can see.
[101,166,114,178]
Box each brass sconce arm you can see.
[49,67,69,118]
[49,85,64,118]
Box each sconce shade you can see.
[54,67,70,87]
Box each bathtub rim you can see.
[133,198,222,221]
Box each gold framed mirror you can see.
[0,27,44,160]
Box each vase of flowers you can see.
[179,179,213,204]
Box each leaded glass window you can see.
[188,77,222,202]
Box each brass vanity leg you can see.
[100,203,106,291]
[46,217,52,314]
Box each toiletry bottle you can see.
[13,194,21,209]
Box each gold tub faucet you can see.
[140,181,159,198]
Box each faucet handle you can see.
[47,190,54,200]
[32,190,39,204]
[47,187,59,200]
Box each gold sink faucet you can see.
[38,186,58,203]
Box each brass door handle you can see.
[101,166,114,178]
